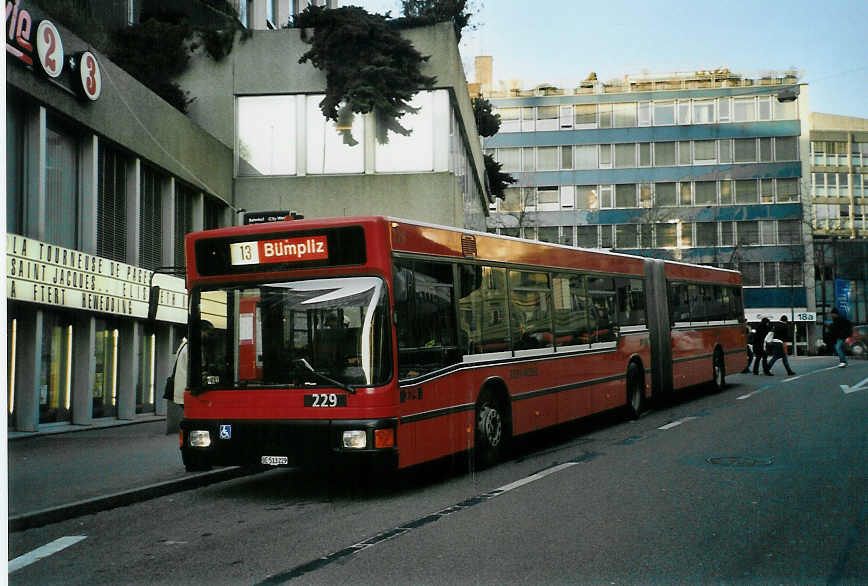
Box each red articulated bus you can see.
[179,216,747,472]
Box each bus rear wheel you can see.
[474,391,507,469]
[625,363,644,420]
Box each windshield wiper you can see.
[293,359,356,394]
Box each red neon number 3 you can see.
[85,54,96,95]
[42,26,56,72]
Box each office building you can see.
[482,68,817,351]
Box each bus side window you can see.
[616,277,646,327]
[394,260,458,379]
[669,282,690,324]
[587,276,616,343]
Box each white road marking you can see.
[658,416,697,430]
[841,375,868,394]
[495,461,578,493]
[9,536,87,573]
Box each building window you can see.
[92,319,118,419]
[599,104,612,128]
[741,262,760,286]
[656,182,677,206]
[537,146,558,171]
[679,182,692,206]
[45,122,80,249]
[694,140,715,164]
[639,143,652,167]
[735,179,758,204]
[778,220,801,244]
[779,262,803,286]
[614,143,635,168]
[718,97,730,123]
[733,97,756,122]
[775,136,798,160]
[40,314,73,423]
[615,224,638,248]
[237,95,296,176]
[136,329,155,413]
[576,185,597,209]
[600,225,614,248]
[720,180,733,204]
[574,104,596,129]
[696,222,717,247]
[599,185,614,209]
[536,106,558,131]
[175,184,195,273]
[376,91,434,172]
[655,142,676,166]
[577,225,598,248]
[615,184,636,208]
[6,99,25,234]
[759,137,773,162]
[774,98,797,120]
[719,139,732,163]
[760,220,776,245]
[758,96,772,120]
[613,102,637,127]
[733,138,756,163]
[306,96,365,174]
[656,223,677,247]
[763,263,777,286]
[737,221,759,246]
[679,141,692,165]
[677,100,690,125]
[498,108,520,133]
[760,178,775,203]
[139,166,164,271]
[98,146,128,262]
[521,107,535,132]
[498,148,521,172]
[638,102,651,126]
[695,181,716,205]
[559,105,573,129]
[693,99,714,124]
[575,145,597,169]
[777,178,799,202]
[560,185,575,208]
[599,144,612,168]
[204,197,224,230]
[538,226,559,243]
[536,186,559,210]
[653,101,675,125]
[560,146,573,169]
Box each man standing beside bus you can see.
[752,318,771,375]
[766,316,795,376]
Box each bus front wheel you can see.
[474,391,508,469]
[711,350,726,392]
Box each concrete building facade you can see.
[482,69,817,352]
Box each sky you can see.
[355,0,868,119]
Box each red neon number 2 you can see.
[85,54,96,95]
[42,25,56,72]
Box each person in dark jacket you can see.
[766,315,795,376]
[752,318,771,375]
[830,308,852,367]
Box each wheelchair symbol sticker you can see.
[219,425,232,440]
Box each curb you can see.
[9,467,257,533]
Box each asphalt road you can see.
[9,358,868,585]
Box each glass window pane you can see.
[561,146,573,169]
[759,137,772,162]
[45,125,79,249]
[777,178,799,202]
[733,97,755,122]
[599,185,613,208]
[574,104,596,128]
[498,148,521,172]
[613,102,637,127]
[576,185,598,209]
[695,181,716,204]
[600,225,613,248]
[587,277,616,343]
[639,143,652,166]
[509,270,552,350]
[774,99,797,120]
[693,100,714,124]
[599,144,612,167]
[679,141,692,165]
[615,184,636,207]
[680,182,692,205]
[778,220,801,244]
[553,275,590,344]
[694,140,715,162]
[575,145,598,169]
[720,180,732,204]
[763,263,776,286]
[306,95,364,174]
[761,178,774,203]
[680,223,693,247]
[741,262,760,286]
[654,101,675,125]
[775,136,797,160]
[615,224,638,248]
[599,104,612,128]
[678,101,690,124]
[538,227,559,243]
[655,142,676,166]
[718,98,730,122]
[758,96,772,120]
[656,182,677,206]
[734,138,756,162]
[537,146,558,171]
[696,222,717,246]
[738,221,759,245]
[238,95,296,176]
[735,180,758,203]
[522,147,535,171]
[638,102,651,126]
[615,143,636,168]
[577,225,598,247]
[719,139,732,163]
[761,220,776,244]
[656,223,677,247]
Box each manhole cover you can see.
[707,456,774,468]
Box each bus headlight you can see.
[342,430,367,449]
[189,430,211,447]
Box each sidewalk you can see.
[7,418,250,532]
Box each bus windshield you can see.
[194,277,392,390]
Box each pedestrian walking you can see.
[765,315,795,376]
[752,318,771,375]
[830,308,853,367]
[741,324,755,373]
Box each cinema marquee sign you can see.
[6,234,187,324]
[6,0,103,101]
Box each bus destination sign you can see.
[230,236,329,266]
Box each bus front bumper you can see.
[180,418,399,470]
